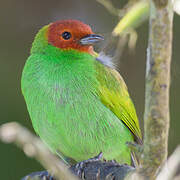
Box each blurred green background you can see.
[0,0,179,179]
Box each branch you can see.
[0,122,79,180]
[156,146,180,180]
[112,1,149,36]
[138,0,174,178]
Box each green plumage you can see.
[21,23,141,165]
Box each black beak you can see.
[79,34,104,45]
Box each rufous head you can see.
[47,20,103,54]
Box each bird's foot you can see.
[22,171,55,180]
[106,159,118,164]
[75,152,103,178]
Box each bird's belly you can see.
[29,92,133,164]
[24,81,133,164]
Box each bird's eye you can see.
[61,31,72,40]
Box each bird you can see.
[21,19,142,166]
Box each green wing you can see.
[95,62,142,143]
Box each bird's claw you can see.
[75,152,103,178]
[21,171,55,180]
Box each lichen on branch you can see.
[138,0,174,178]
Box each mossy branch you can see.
[138,0,174,178]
